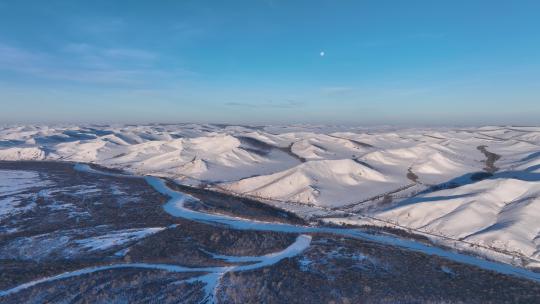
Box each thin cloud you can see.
[0,43,51,75]
[321,86,353,94]
[79,17,126,35]
[64,43,157,63]
[171,23,207,40]
[360,32,445,48]
[225,99,305,108]
[0,42,190,86]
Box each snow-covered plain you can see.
[0,169,51,220]
[1,124,540,264]
[0,227,166,261]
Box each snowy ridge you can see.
[376,175,540,260]
[222,159,398,207]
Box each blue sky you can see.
[0,0,539,125]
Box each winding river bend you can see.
[2,163,540,302]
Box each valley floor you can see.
[1,161,540,303]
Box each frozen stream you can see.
[0,235,311,302]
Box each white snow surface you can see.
[376,177,540,259]
[2,124,540,262]
[75,227,166,251]
[222,159,399,207]
[0,170,48,197]
[0,170,51,219]
[0,227,166,261]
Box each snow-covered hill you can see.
[222,159,400,208]
[375,154,540,260]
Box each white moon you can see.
[320,51,325,57]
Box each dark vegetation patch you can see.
[477,145,501,173]
[0,259,108,290]
[127,224,296,266]
[167,181,306,225]
[219,236,540,304]
[0,161,174,287]
[0,268,202,304]
[321,220,433,244]
[0,161,172,244]
[0,161,298,296]
[406,167,419,183]
[360,225,432,243]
